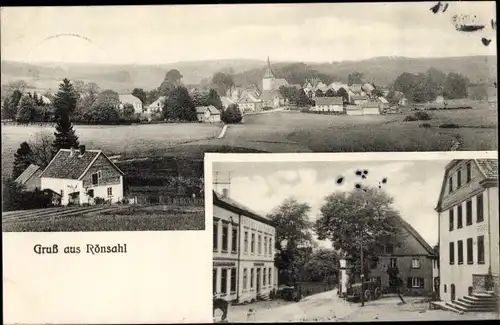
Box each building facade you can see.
[195,105,221,123]
[15,164,42,191]
[312,97,344,113]
[213,190,278,304]
[118,94,143,114]
[436,159,499,302]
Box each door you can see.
[451,284,456,301]
[256,268,261,295]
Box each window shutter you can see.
[420,278,425,288]
[407,277,412,288]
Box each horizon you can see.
[1,2,496,65]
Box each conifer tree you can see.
[12,141,34,179]
[52,79,80,151]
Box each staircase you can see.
[445,292,499,313]
[257,293,271,301]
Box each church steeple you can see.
[263,56,275,79]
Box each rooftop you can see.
[213,190,274,226]
[315,96,344,105]
[15,164,41,185]
[195,105,220,115]
[119,94,142,104]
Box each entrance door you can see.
[451,284,456,300]
[256,268,261,295]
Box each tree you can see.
[207,88,223,110]
[220,103,242,124]
[304,248,339,283]
[212,72,234,96]
[52,79,79,151]
[83,102,120,124]
[315,187,406,293]
[443,72,469,99]
[296,89,311,107]
[28,130,55,169]
[348,72,364,85]
[132,88,147,104]
[2,177,27,212]
[325,88,336,97]
[192,91,209,107]
[12,141,34,179]
[94,89,120,108]
[393,72,417,101]
[2,89,23,120]
[15,95,37,123]
[122,103,136,119]
[315,89,324,98]
[372,88,384,98]
[162,86,197,121]
[160,69,183,95]
[268,198,313,284]
[146,88,161,105]
[53,78,79,117]
[75,82,101,120]
[426,68,446,95]
[336,87,349,103]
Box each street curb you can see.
[217,125,228,139]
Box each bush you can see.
[94,197,107,205]
[404,115,418,122]
[221,104,242,124]
[414,111,431,120]
[419,123,432,128]
[439,123,460,128]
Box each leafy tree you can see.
[443,72,469,99]
[296,89,311,106]
[122,103,136,119]
[207,88,223,110]
[12,141,34,179]
[132,88,147,104]
[348,72,364,85]
[160,69,183,95]
[393,72,417,101]
[162,86,197,121]
[315,89,324,98]
[15,95,37,123]
[192,91,209,107]
[83,102,120,124]
[2,177,27,211]
[372,88,384,98]
[268,198,313,284]
[28,130,55,169]
[2,89,23,120]
[75,82,101,120]
[212,72,235,96]
[146,88,161,105]
[94,89,120,108]
[304,248,339,282]
[220,103,242,124]
[426,68,446,95]
[325,88,336,97]
[336,87,349,103]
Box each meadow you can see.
[2,205,205,232]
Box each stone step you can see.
[443,302,465,314]
[472,292,498,298]
[458,297,497,307]
[448,301,498,312]
[463,295,497,302]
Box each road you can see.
[215,289,499,323]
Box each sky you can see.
[213,159,449,249]
[0,2,496,65]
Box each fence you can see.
[299,281,337,297]
[131,195,204,206]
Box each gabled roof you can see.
[119,94,142,104]
[147,96,166,108]
[220,96,235,107]
[349,84,364,93]
[362,83,375,92]
[196,105,220,115]
[315,96,343,106]
[476,159,498,179]
[39,149,125,180]
[15,164,41,185]
[213,190,274,226]
[395,217,435,256]
[378,96,389,104]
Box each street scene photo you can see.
[210,156,499,322]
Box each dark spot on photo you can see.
[429,1,442,14]
[481,38,492,46]
[355,183,362,190]
[355,169,363,177]
[382,178,388,184]
[442,3,449,13]
[336,176,344,185]
[363,170,368,175]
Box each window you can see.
[444,284,447,293]
[466,162,471,182]
[250,268,254,288]
[107,187,112,196]
[213,222,218,251]
[386,244,394,254]
[230,268,236,293]
[91,173,99,185]
[269,268,272,285]
[457,169,462,188]
[477,194,484,223]
[408,277,425,288]
[251,233,255,254]
[457,240,464,264]
[269,238,273,255]
[477,236,485,264]
[411,258,421,269]
[264,237,267,255]
[449,209,454,231]
[467,238,473,264]
[449,242,455,265]
[231,228,238,254]
[222,224,228,252]
[87,189,94,198]
[97,170,102,180]
[60,189,64,197]
[243,269,248,289]
[466,200,472,225]
[258,235,262,254]
[220,269,227,295]
[263,269,267,286]
[390,258,397,268]
[457,205,463,228]
[448,177,453,193]
[213,269,217,295]
[244,231,248,253]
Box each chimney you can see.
[79,145,86,155]
[222,188,229,199]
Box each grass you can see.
[2,205,205,232]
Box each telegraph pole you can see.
[360,222,365,307]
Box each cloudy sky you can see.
[213,159,449,249]
[1,2,496,64]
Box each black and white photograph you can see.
[207,153,499,322]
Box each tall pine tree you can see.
[13,141,34,179]
[52,79,80,151]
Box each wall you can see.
[24,169,42,191]
[487,186,499,276]
[363,107,380,115]
[40,178,82,206]
[81,154,123,203]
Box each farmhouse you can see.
[312,96,344,113]
[15,164,42,191]
[362,101,381,115]
[338,216,438,297]
[237,92,263,113]
[39,146,125,206]
[435,159,499,302]
[351,95,369,106]
[196,105,221,123]
[146,96,166,115]
[213,189,278,304]
[118,94,143,114]
[345,104,363,116]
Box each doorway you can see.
[451,284,456,300]
[468,286,473,296]
[256,268,261,295]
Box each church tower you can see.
[262,56,275,91]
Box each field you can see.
[2,205,205,232]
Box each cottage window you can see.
[408,277,425,288]
[230,268,236,293]
[457,169,462,188]
[231,228,238,254]
[448,177,453,193]
[251,233,255,254]
[222,224,228,252]
[466,162,471,182]
[97,170,102,180]
[107,187,112,196]
[457,240,464,264]
[466,200,472,225]
[467,238,473,264]
[60,189,64,197]
[476,194,484,223]
[243,268,248,289]
[449,242,455,265]
[213,220,219,251]
[250,268,254,288]
[411,258,421,269]
[263,237,267,255]
[457,205,463,229]
[213,269,217,295]
[220,269,227,295]
[244,231,248,253]
[477,236,485,264]
[444,284,447,293]
[449,208,454,231]
[91,173,99,186]
[390,258,397,268]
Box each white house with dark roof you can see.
[196,105,221,123]
[15,164,42,191]
[312,96,344,112]
[435,159,499,304]
[118,94,143,114]
[146,96,166,115]
[39,146,125,206]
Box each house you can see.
[312,96,344,113]
[351,95,369,106]
[339,216,438,297]
[362,101,381,115]
[195,105,221,123]
[15,164,42,191]
[435,159,499,302]
[213,189,278,303]
[220,96,235,110]
[329,82,349,92]
[39,146,125,206]
[345,104,363,116]
[237,92,263,113]
[146,96,166,114]
[361,83,375,95]
[118,94,143,114]
[260,57,289,108]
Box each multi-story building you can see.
[436,159,499,302]
[213,189,278,304]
